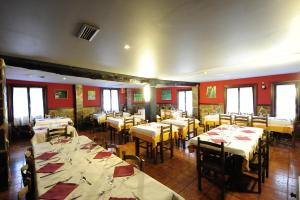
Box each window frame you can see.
[177,89,193,114]
[271,81,299,119]
[224,84,257,115]
[8,84,47,125]
[101,88,120,112]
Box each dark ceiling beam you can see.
[1,55,198,87]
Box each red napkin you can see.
[93,152,112,159]
[235,136,251,141]
[109,198,136,200]
[80,143,98,150]
[211,139,227,144]
[39,182,78,200]
[113,165,134,177]
[207,132,219,136]
[36,152,58,160]
[36,163,64,173]
[241,130,255,133]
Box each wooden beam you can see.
[1,55,197,86]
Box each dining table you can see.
[93,113,107,124]
[32,135,184,200]
[35,117,74,127]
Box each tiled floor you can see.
[0,130,299,200]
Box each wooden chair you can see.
[122,117,135,143]
[197,137,226,200]
[156,115,161,122]
[243,138,264,193]
[155,125,173,163]
[115,112,122,117]
[165,110,171,119]
[251,116,268,129]
[122,151,145,172]
[105,143,120,157]
[219,114,232,125]
[89,114,98,134]
[234,115,250,126]
[182,111,187,118]
[46,125,67,141]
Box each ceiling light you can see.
[204,71,207,75]
[63,77,66,80]
[124,44,130,50]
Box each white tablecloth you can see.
[188,124,263,169]
[31,125,78,145]
[161,118,200,129]
[107,117,142,131]
[35,117,73,127]
[32,136,184,200]
[93,113,107,124]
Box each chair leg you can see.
[150,144,153,159]
[146,143,149,158]
[160,143,164,163]
[170,139,174,158]
[154,147,158,164]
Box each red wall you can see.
[119,88,126,105]
[156,87,192,104]
[7,79,74,109]
[200,72,300,105]
[82,85,100,107]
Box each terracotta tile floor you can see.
[1,129,299,200]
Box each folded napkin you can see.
[80,143,98,150]
[206,132,219,136]
[241,130,255,133]
[235,136,251,141]
[109,198,136,200]
[36,152,58,160]
[211,139,227,144]
[36,163,64,173]
[93,152,112,159]
[113,165,134,177]
[39,182,78,200]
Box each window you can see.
[103,89,119,112]
[178,90,193,116]
[13,87,45,126]
[275,83,296,120]
[226,86,254,114]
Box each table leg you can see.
[135,137,140,156]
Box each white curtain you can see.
[30,88,44,120]
[178,91,185,112]
[240,87,254,114]
[226,88,239,113]
[111,90,119,112]
[276,84,296,120]
[103,89,111,112]
[178,91,193,116]
[13,87,29,126]
[103,89,119,112]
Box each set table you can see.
[33,135,184,200]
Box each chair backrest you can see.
[106,112,113,119]
[219,114,232,125]
[234,115,249,126]
[160,125,172,142]
[156,115,161,122]
[251,116,268,128]
[188,118,196,134]
[122,151,145,172]
[115,112,122,117]
[197,137,225,171]
[124,117,134,129]
[105,143,120,157]
[46,125,67,141]
[182,111,187,118]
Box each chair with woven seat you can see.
[46,125,68,142]
[182,111,187,118]
[251,116,268,129]
[155,125,173,163]
[196,137,227,200]
[219,114,232,125]
[122,151,145,172]
[234,115,250,126]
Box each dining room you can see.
[0,1,300,200]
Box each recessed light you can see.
[63,77,66,80]
[204,71,207,75]
[124,44,130,50]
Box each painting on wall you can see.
[161,89,172,100]
[206,86,216,98]
[55,90,68,99]
[133,90,144,102]
[87,90,96,100]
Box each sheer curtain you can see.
[226,88,239,113]
[103,89,111,112]
[13,87,29,126]
[111,90,119,112]
[30,88,44,120]
[178,91,185,112]
[240,87,254,114]
[186,91,193,116]
[276,84,296,120]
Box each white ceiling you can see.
[1,0,300,82]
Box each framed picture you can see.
[87,90,96,100]
[206,86,216,98]
[161,89,172,100]
[133,90,144,102]
[55,90,68,99]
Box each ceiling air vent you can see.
[77,24,99,41]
